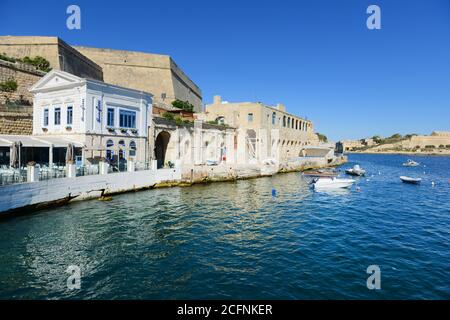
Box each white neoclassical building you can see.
[29,70,152,166]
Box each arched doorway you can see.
[155,131,170,169]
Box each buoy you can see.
[356,187,361,192]
[431,181,435,187]
[271,189,277,197]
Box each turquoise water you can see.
[0,154,449,299]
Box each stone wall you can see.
[0,59,45,105]
[0,36,103,80]
[0,105,33,135]
[74,46,203,112]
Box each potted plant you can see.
[42,127,48,132]
[66,126,72,131]
[120,128,128,134]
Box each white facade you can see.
[30,70,153,164]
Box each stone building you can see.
[0,36,103,80]
[202,96,319,163]
[400,131,450,149]
[28,70,152,166]
[73,46,203,112]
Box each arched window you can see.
[216,116,225,125]
[118,140,126,159]
[283,116,286,127]
[272,112,276,125]
[106,139,114,161]
[287,117,291,128]
[129,140,136,157]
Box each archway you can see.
[155,131,171,169]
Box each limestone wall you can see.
[74,46,202,112]
[0,105,33,135]
[0,36,103,80]
[0,59,45,105]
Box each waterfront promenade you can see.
[0,155,346,216]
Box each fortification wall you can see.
[0,36,103,80]
[0,105,33,135]
[75,46,202,112]
[0,59,45,105]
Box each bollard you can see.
[27,164,39,182]
[127,161,135,172]
[99,161,109,175]
[67,163,76,178]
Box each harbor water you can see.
[0,154,449,299]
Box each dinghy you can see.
[345,164,366,176]
[400,176,421,184]
[312,177,355,190]
[402,159,419,167]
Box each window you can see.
[67,106,73,125]
[248,113,253,122]
[216,116,225,125]
[287,117,291,128]
[107,108,115,127]
[272,112,276,125]
[118,140,126,160]
[119,110,136,128]
[283,116,286,127]
[129,141,136,157]
[43,108,49,126]
[106,139,114,161]
[54,107,61,125]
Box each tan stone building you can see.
[0,36,103,80]
[73,46,203,113]
[202,96,319,163]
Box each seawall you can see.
[0,156,347,217]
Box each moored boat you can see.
[345,164,366,176]
[303,169,338,178]
[312,177,355,190]
[403,159,420,167]
[400,176,422,184]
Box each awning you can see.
[0,135,84,148]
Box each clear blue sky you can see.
[1,0,449,141]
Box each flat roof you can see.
[0,135,84,148]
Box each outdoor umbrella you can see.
[10,141,21,169]
[65,143,74,164]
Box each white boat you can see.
[312,177,355,190]
[345,164,366,176]
[400,176,422,184]
[402,159,419,167]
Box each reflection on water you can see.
[0,154,449,299]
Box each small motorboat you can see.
[400,176,422,184]
[345,164,366,176]
[303,169,337,178]
[312,177,355,190]
[403,159,420,167]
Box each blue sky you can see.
[1,0,449,141]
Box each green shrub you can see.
[22,56,52,72]
[0,79,18,92]
[162,112,174,121]
[171,99,194,112]
[0,53,18,63]
[424,145,435,149]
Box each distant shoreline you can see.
[345,151,450,157]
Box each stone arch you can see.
[155,131,171,169]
